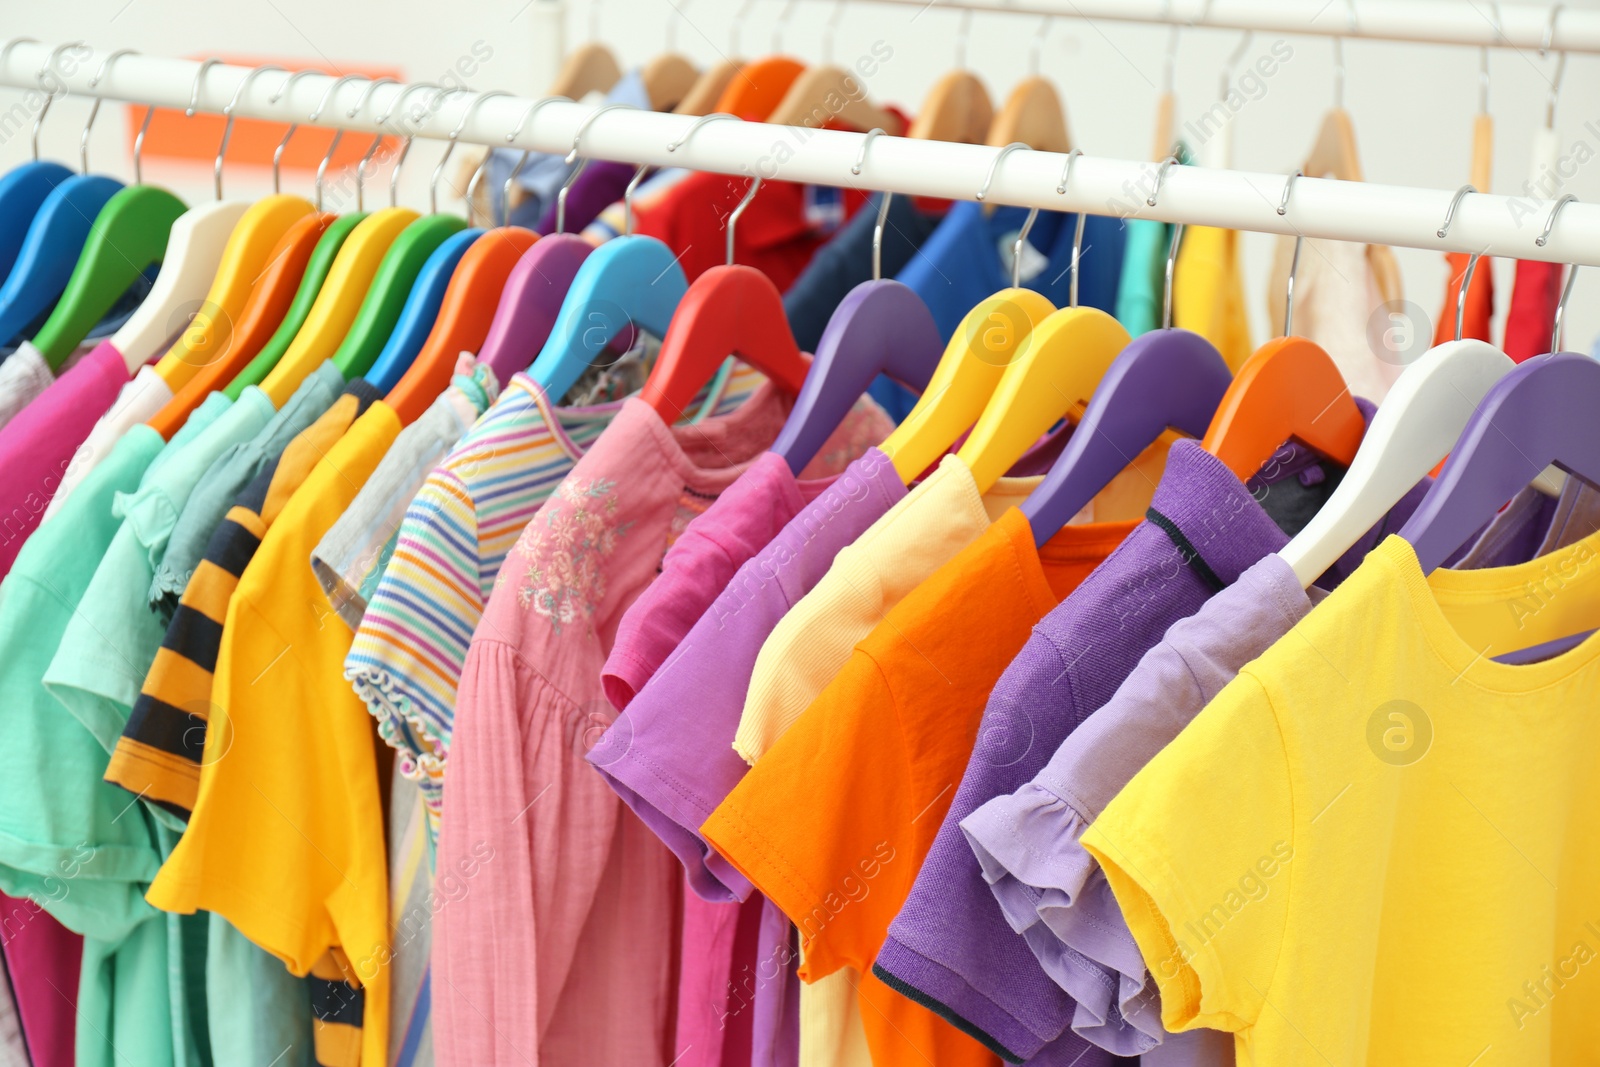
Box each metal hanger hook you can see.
[955,9,973,69]
[1147,153,1180,207]
[501,96,571,227]
[432,91,512,217]
[311,73,369,212]
[1161,24,1181,97]
[558,102,636,233]
[1455,251,1485,341]
[217,64,286,199]
[730,0,757,56]
[1480,1,1501,114]
[727,176,762,266]
[1029,16,1054,78]
[1543,3,1566,128]
[821,0,847,65]
[1279,170,1305,334]
[977,141,1030,203]
[33,41,84,163]
[377,80,442,208]
[3,39,40,159]
[771,0,797,54]
[348,76,398,211]
[1437,183,1476,238]
[84,48,138,175]
[624,162,650,236]
[1058,149,1086,305]
[852,128,889,279]
[267,70,321,195]
[1162,222,1186,330]
[1220,31,1253,100]
[1553,260,1580,352]
[1535,191,1576,247]
[667,111,737,152]
[185,57,223,118]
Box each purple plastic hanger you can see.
[1400,352,1600,573]
[769,277,943,472]
[477,234,593,387]
[1020,327,1234,544]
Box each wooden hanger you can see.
[674,60,742,116]
[987,77,1071,155]
[548,43,622,100]
[642,53,700,112]
[1302,99,1403,307]
[715,57,807,120]
[908,70,993,144]
[765,66,906,134]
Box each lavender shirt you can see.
[960,475,1600,1061]
[872,438,1430,1064]
[588,447,906,897]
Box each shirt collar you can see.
[1145,439,1293,590]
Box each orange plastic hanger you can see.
[715,57,806,120]
[1200,192,1365,481]
[637,178,811,421]
[385,226,539,424]
[148,211,335,439]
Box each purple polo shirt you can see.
[873,435,1430,1064]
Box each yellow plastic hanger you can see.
[952,148,1129,493]
[878,149,1072,484]
[153,62,315,390]
[255,78,461,404]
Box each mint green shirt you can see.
[0,425,173,1067]
[1114,218,1171,338]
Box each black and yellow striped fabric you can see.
[105,383,377,1067]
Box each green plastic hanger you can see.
[224,212,365,400]
[30,52,189,367]
[328,86,503,379]
[330,212,465,378]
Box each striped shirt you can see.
[106,384,378,1067]
[346,362,766,835]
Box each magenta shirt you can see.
[1,893,82,1067]
[0,342,129,574]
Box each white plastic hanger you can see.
[1277,193,1514,587]
[108,59,250,370]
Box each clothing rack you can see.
[807,0,1600,55]
[4,42,1599,268]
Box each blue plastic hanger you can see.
[0,161,71,284]
[768,159,945,472]
[364,227,483,393]
[527,107,708,403]
[0,52,125,346]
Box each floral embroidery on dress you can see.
[514,477,633,634]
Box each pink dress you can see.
[434,386,805,1067]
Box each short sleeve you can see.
[1080,669,1294,1034]
[702,650,909,982]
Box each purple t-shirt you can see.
[602,449,870,711]
[960,473,1600,1060]
[872,438,1429,1063]
[589,445,905,1067]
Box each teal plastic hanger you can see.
[529,238,690,402]
[364,227,483,393]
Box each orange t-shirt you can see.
[702,507,1137,1067]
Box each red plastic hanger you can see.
[636,179,812,421]
[386,226,540,424]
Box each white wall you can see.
[5,0,1600,351]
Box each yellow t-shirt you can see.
[1083,533,1600,1066]
[148,402,403,1067]
[1174,225,1252,371]
[734,443,1171,1067]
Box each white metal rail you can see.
[2,44,1597,267]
